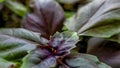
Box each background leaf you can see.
[22,0,65,39]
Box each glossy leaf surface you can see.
[65,0,120,43]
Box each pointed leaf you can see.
[64,53,111,68]
[22,0,65,39]
[65,0,120,42]
[49,31,79,55]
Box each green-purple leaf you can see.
[0,28,47,67]
[22,0,65,39]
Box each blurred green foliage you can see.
[0,0,4,3]
[5,0,28,17]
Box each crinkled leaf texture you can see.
[22,0,65,39]
[65,0,120,43]
[21,31,79,68]
[0,28,46,68]
[87,38,120,68]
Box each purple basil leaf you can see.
[87,38,120,68]
[64,53,111,68]
[49,31,79,55]
[22,0,65,39]
[21,48,56,68]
